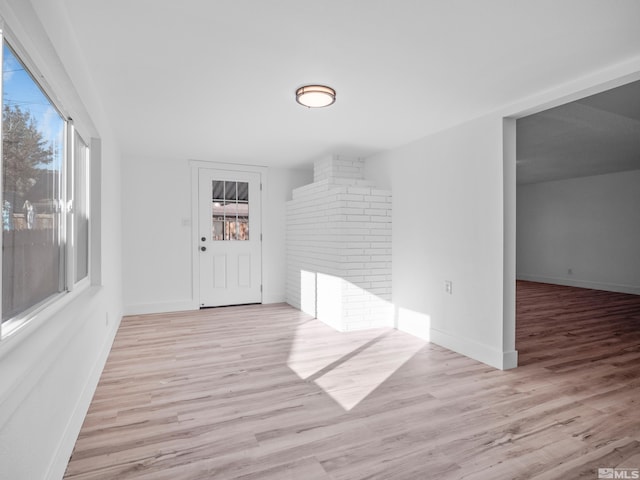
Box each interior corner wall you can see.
[517,170,640,294]
[367,114,514,369]
[364,155,392,191]
[0,1,124,479]
[263,167,314,303]
[122,160,312,314]
[122,156,194,314]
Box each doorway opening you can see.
[511,79,640,365]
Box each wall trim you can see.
[262,294,286,304]
[123,301,198,316]
[430,327,517,370]
[517,274,640,296]
[503,349,518,370]
[124,297,288,316]
[502,117,517,365]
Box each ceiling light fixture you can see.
[296,85,336,108]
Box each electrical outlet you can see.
[445,280,453,295]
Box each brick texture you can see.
[286,156,392,331]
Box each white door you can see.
[198,168,262,307]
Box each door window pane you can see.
[224,181,237,201]
[2,42,65,321]
[211,180,249,241]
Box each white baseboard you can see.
[123,300,198,316]
[262,294,286,304]
[124,296,288,316]
[430,328,517,370]
[517,274,640,295]
[502,349,518,370]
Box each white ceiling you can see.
[517,80,640,184]
[60,0,640,169]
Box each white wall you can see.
[263,167,313,303]
[122,159,311,314]
[0,1,123,479]
[362,53,640,372]
[366,114,516,370]
[517,170,640,294]
[122,157,194,313]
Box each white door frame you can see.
[190,160,267,308]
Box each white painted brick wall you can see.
[286,156,392,331]
[313,155,368,184]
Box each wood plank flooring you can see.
[64,281,640,479]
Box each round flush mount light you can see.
[295,85,336,108]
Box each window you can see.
[1,38,91,336]
[211,180,249,241]
[73,131,90,282]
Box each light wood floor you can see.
[64,281,640,479]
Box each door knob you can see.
[200,246,206,252]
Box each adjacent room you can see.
[0,1,639,479]
[516,80,640,365]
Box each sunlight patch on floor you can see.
[287,322,426,410]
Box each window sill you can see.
[0,282,102,360]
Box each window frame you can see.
[69,126,91,289]
[0,28,92,339]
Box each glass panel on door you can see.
[210,180,249,241]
